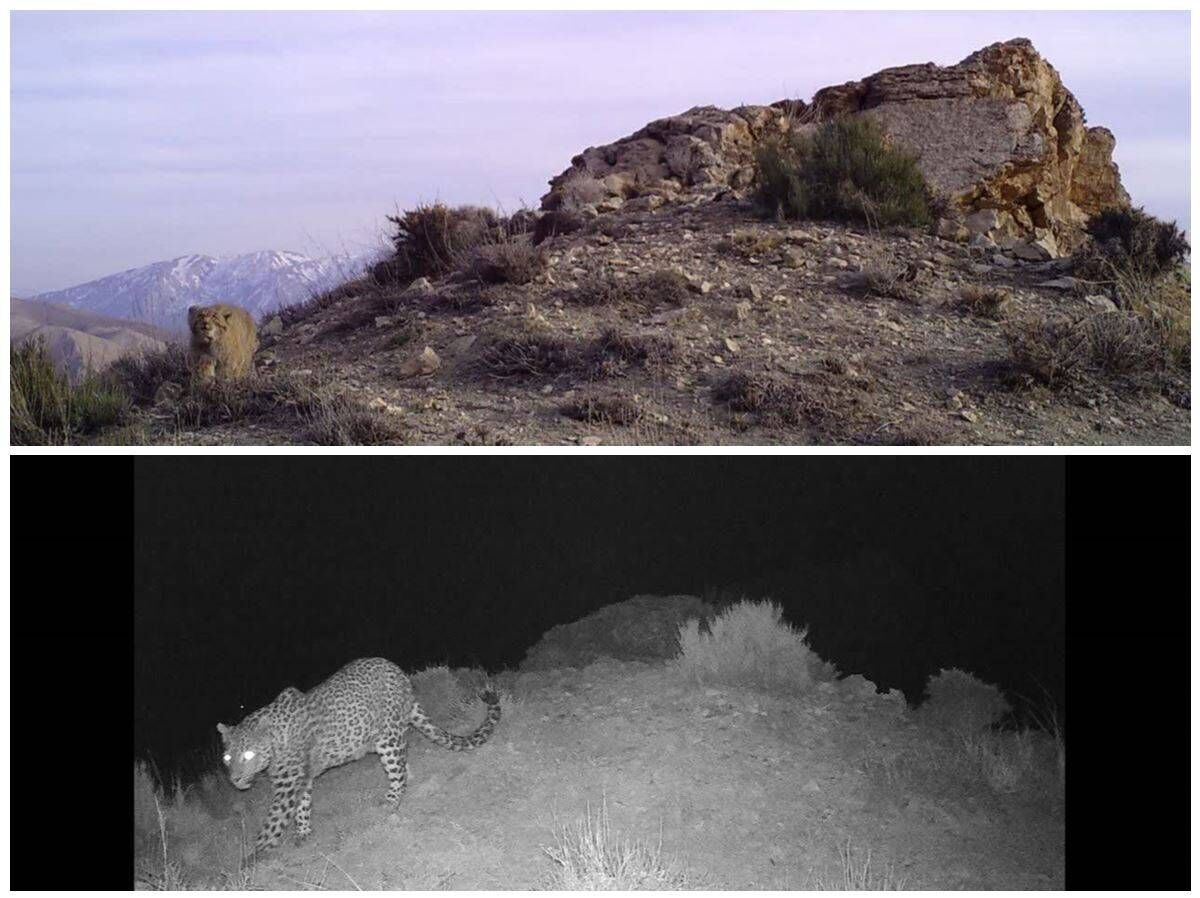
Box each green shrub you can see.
[915,667,1011,735]
[11,338,130,444]
[675,599,824,692]
[755,117,931,227]
[1084,206,1189,278]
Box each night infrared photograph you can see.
[134,457,1065,889]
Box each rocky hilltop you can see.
[542,39,1129,259]
[72,38,1186,447]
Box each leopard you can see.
[187,303,258,385]
[216,657,501,853]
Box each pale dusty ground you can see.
[149,660,1064,890]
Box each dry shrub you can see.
[677,599,824,693]
[572,270,691,308]
[560,394,643,425]
[1083,206,1189,278]
[958,283,1012,319]
[376,203,502,285]
[280,276,376,326]
[721,228,784,258]
[301,391,406,445]
[1085,311,1165,374]
[477,331,581,378]
[534,209,586,246]
[713,369,826,426]
[462,236,544,285]
[592,329,677,376]
[1004,314,1088,388]
[859,254,919,303]
[550,169,610,211]
[543,798,687,890]
[915,667,1011,735]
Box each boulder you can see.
[541,39,1129,251]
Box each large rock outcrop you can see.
[541,39,1130,255]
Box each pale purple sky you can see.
[10,10,1190,295]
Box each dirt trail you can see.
[176,659,1063,889]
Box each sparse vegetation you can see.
[1004,314,1089,388]
[712,369,827,426]
[543,798,686,890]
[813,838,906,890]
[958,283,1012,319]
[300,390,406,445]
[915,668,1011,735]
[571,269,691,309]
[10,337,130,444]
[376,202,502,285]
[1085,310,1164,374]
[755,118,932,227]
[675,599,828,692]
[1083,205,1189,279]
[560,394,644,425]
[461,234,545,285]
[476,327,676,380]
[859,253,919,303]
[721,227,784,259]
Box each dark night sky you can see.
[134,457,1064,782]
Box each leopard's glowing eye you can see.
[243,750,256,761]
[222,753,231,765]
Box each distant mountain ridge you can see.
[30,248,382,330]
[11,297,173,378]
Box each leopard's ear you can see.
[216,722,229,736]
[221,308,234,321]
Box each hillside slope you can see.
[136,658,1064,889]
[140,197,1187,446]
[10,298,172,377]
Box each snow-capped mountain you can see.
[30,249,384,331]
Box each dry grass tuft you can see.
[543,798,687,890]
[1003,314,1088,388]
[958,283,1012,319]
[676,599,826,692]
[560,394,644,425]
[712,370,827,426]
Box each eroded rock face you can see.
[541,39,1129,255]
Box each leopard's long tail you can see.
[410,689,501,751]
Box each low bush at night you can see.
[675,599,830,692]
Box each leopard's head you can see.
[188,305,233,349]
[216,719,271,789]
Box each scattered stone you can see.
[733,301,753,321]
[374,316,396,328]
[723,337,740,354]
[960,409,979,423]
[403,277,435,298]
[1084,294,1118,313]
[154,381,183,406]
[260,315,284,337]
[937,217,969,242]
[1035,277,1078,291]
[397,346,441,378]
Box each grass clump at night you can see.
[675,599,828,692]
[11,337,130,444]
[543,798,687,890]
[755,117,932,228]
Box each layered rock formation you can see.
[541,39,1130,257]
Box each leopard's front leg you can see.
[255,759,304,852]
